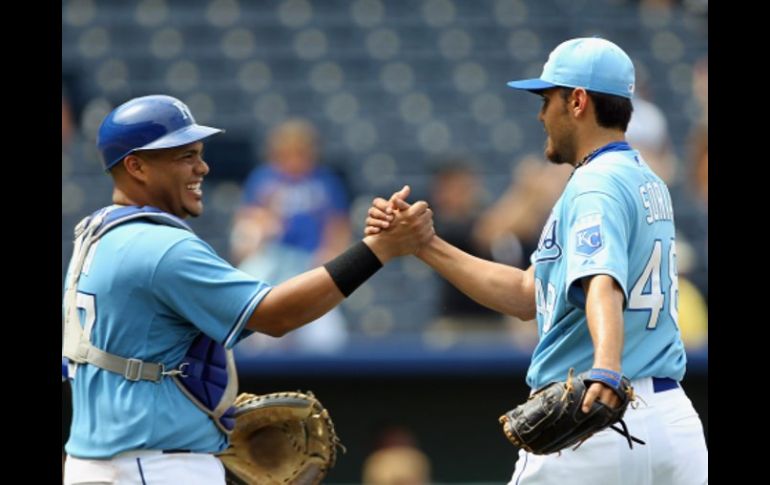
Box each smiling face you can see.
[538,88,578,166]
[133,141,210,218]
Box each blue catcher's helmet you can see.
[97,95,224,171]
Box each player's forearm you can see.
[247,237,391,336]
[417,236,536,319]
[246,267,345,337]
[583,275,625,371]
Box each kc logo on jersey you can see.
[574,214,603,257]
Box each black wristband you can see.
[324,241,383,297]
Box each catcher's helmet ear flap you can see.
[97,95,224,171]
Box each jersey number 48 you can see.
[628,238,679,330]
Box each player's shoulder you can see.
[105,219,200,255]
[569,151,642,196]
[567,163,620,197]
[86,222,203,283]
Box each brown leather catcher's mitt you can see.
[218,391,344,485]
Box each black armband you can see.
[323,241,383,297]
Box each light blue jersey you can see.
[65,217,271,459]
[527,146,686,389]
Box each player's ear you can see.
[572,88,589,117]
[122,154,150,183]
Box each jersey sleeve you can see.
[564,186,631,309]
[152,237,272,348]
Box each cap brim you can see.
[506,79,557,93]
[142,124,224,151]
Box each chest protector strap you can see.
[62,205,238,433]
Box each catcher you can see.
[62,95,434,485]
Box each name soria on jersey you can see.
[638,180,673,224]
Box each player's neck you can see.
[574,130,626,168]
[112,187,153,210]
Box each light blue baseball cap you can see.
[507,37,635,99]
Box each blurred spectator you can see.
[230,119,352,353]
[363,447,431,485]
[231,119,351,266]
[640,0,676,8]
[363,426,431,485]
[672,127,708,312]
[692,56,708,124]
[689,121,708,207]
[680,55,708,301]
[470,156,570,350]
[682,117,707,304]
[676,267,708,350]
[62,93,75,149]
[424,161,504,345]
[689,56,708,209]
[474,156,570,270]
[627,95,677,183]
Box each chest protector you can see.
[62,205,237,434]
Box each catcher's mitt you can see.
[218,391,344,485]
[498,368,644,455]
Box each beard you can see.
[545,144,571,165]
[543,131,577,166]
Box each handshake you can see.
[361,185,436,263]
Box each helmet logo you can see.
[172,100,193,121]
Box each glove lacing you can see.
[571,380,646,452]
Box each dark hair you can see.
[559,88,633,131]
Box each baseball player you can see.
[61,95,434,484]
[366,38,708,484]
